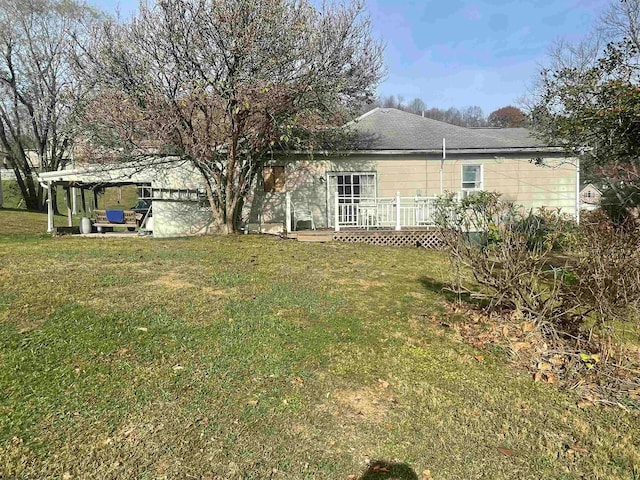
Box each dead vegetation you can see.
[434,193,640,408]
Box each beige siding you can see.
[244,154,578,229]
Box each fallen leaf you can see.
[577,400,593,409]
[172,365,184,371]
[544,373,557,384]
[537,362,552,372]
[549,355,565,366]
[347,475,357,480]
[247,399,259,406]
[137,327,148,332]
[570,443,588,453]
[497,446,517,456]
[474,355,484,362]
[502,325,509,336]
[377,379,390,389]
[522,322,535,333]
[512,341,530,352]
[422,469,432,480]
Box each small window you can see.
[462,165,482,190]
[263,166,285,193]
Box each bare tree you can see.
[85,0,384,233]
[0,0,97,211]
[381,94,398,108]
[461,105,486,127]
[407,97,426,115]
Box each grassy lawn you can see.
[0,209,639,479]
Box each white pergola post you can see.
[395,191,401,231]
[46,181,54,233]
[334,190,340,232]
[65,187,72,227]
[71,187,78,214]
[0,167,3,208]
[285,191,292,233]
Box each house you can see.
[37,108,579,239]
[247,108,578,232]
[579,183,602,211]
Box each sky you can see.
[367,0,610,114]
[91,0,611,115]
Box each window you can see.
[462,165,482,190]
[263,166,285,193]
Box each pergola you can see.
[38,164,154,233]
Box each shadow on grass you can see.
[418,276,493,311]
[418,276,472,304]
[0,207,41,213]
[359,460,418,480]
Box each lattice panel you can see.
[333,230,445,249]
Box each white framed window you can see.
[461,164,483,191]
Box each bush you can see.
[435,192,640,403]
[434,192,639,337]
[435,192,575,332]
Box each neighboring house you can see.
[579,183,602,211]
[37,108,579,238]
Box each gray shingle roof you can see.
[351,108,551,151]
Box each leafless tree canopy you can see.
[85,0,384,233]
[0,0,97,210]
[372,94,488,127]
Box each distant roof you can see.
[351,108,556,152]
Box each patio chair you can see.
[294,205,316,231]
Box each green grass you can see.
[1,180,138,217]
[0,209,639,479]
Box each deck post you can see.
[47,181,54,233]
[334,190,340,232]
[395,191,401,231]
[285,191,292,233]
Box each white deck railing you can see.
[283,191,442,233]
[333,192,439,231]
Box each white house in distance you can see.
[37,108,579,239]
[579,183,602,211]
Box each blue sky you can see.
[92,0,609,115]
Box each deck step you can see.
[295,233,334,243]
